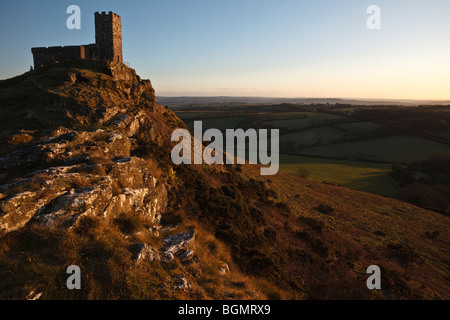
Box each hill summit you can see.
[0,60,448,300]
[0,60,168,232]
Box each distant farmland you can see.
[174,105,450,198]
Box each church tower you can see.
[95,11,123,62]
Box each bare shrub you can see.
[297,166,310,178]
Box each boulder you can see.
[109,111,149,138]
[173,276,191,292]
[160,230,195,262]
[0,191,42,233]
[31,177,113,228]
[26,291,43,300]
[110,157,156,189]
[219,262,230,275]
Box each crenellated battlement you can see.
[95,11,121,18]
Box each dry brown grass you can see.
[71,175,92,189]
[91,164,107,177]
[0,215,168,300]
[113,212,145,235]
[179,220,266,300]
[111,179,122,196]
[146,158,162,182]
[240,166,450,300]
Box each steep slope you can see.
[0,60,275,299]
[241,167,449,299]
[0,60,448,300]
[0,60,170,233]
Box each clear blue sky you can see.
[0,0,449,99]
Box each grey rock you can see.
[173,277,191,292]
[0,191,42,233]
[31,178,113,228]
[219,263,230,275]
[160,230,195,263]
[26,291,43,300]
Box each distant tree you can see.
[396,183,450,213]
[297,167,310,179]
[390,164,414,186]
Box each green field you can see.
[264,118,311,131]
[280,127,345,146]
[265,114,346,130]
[270,112,346,121]
[174,109,450,198]
[175,111,214,119]
[301,134,450,163]
[279,154,399,197]
[185,116,247,131]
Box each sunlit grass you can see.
[279,154,399,197]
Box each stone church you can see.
[32,11,123,68]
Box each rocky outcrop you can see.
[0,129,132,172]
[0,191,43,232]
[109,111,155,139]
[0,115,167,233]
[0,60,164,150]
[0,61,192,301]
[0,156,167,232]
[31,177,114,228]
[160,230,195,263]
[126,230,196,266]
[0,59,255,300]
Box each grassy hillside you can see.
[0,62,448,300]
[241,166,450,299]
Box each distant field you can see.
[269,112,346,121]
[431,131,450,139]
[279,154,399,197]
[280,127,345,146]
[264,118,311,131]
[185,116,247,131]
[173,109,450,197]
[178,111,353,133]
[333,121,383,131]
[265,112,348,130]
[175,111,214,119]
[261,112,308,120]
[301,134,450,163]
[176,111,259,120]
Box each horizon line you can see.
[156,95,450,103]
